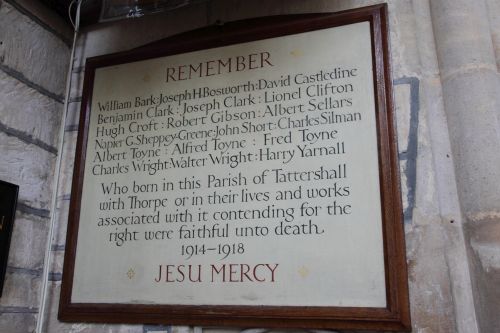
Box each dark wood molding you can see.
[59,4,411,331]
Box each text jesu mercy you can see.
[154,263,279,283]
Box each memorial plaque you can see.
[0,180,19,297]
[60,4,410,330]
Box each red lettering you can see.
[261,51,273,67]
[176,265,185,282]
[253,264,265,282]
[178,65,187,80]
[211,264,225,282]
[205,60,216,76]
[189,265,202,282]
[236,56,246,71]
[166,67,176,82]
[165,265,175,282]
[240,264,253,282]
[189,63,202,79]
[229,264,239,282]
[218,58,232,74]
[248,53,258,69]
[266,263,278,282]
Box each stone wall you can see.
[1,0,499,332]
[0,0,72,332]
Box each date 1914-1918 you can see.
[181,243,244,260]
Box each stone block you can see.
[52,198,69,248]
[393,82,411,154]
[0,270,41,308]
[112,325,144,333]
[406,223,456,332]
[386,0,420,78]
[0,132,56,210]
[467,219,500,332]
[202,328,241,333]
[399,158,409,214]
[470,220,500,272]
[69,71,84,101]
[48,247,64,277]
[441,71,500,215]
[411,2,440,77]
[171,326,192,333]
[0,1,70,96]
[41,281,71,333]
[0,312,37,333]
[7,211,49,270]
[65,101,82,131]
[57,130,78,198]
[431,0,497,77]
[43,282,142,333]
[0,71,63,148]
[9,0,73,42]
[262,330,307,333]
[486,0,500,68]
[144,324,172,333]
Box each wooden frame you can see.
[60,4,411,331]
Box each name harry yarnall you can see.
[154,263,279,283]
